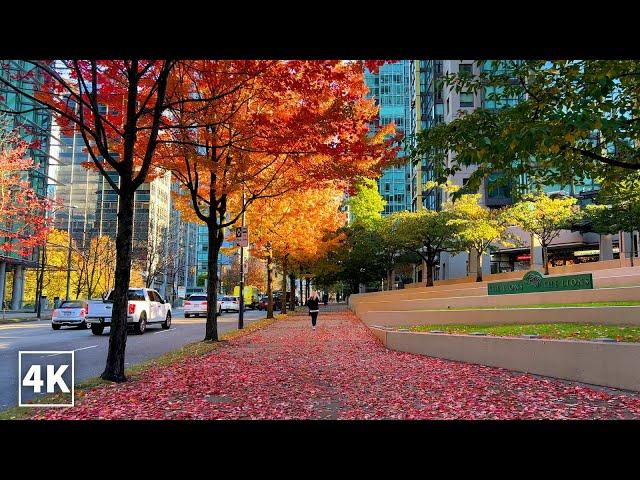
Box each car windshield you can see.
[189,295,206,301]
[60,301,85,309]
[222,297,236,302]
[106,289,146,301]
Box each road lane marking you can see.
[154,328,176,334]
[46,345,98,357]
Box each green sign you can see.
[487,271,593,295]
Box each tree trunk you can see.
[476,250,483,282]
[425,260,434,287]
[35,243,46,318]
[281,255,288,314]
[204,224,222,341]
[289,273,296,311]
[299,275,303,306]
[266,246,274,319]
[305,278,310,303]
[543,245,550,275]
[101,185,134,382]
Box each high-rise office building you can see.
[194,225,233,295]
[0,60,52,309]
[50,121,175,296]
[409,60,444,212]
[410,60,622,281]
[364,61,412,215]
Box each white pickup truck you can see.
[87,288,172,336]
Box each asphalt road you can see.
[0,308,266,411]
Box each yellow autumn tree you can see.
[246,182,347,315]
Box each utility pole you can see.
[65,127,78,301]
[65,204,77,301]
[238,189,246,330]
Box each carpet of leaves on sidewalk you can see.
[36,311,640,419]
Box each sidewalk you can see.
[0,310,52,324]
[34,307,640,419]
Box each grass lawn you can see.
[409,323,640,342]
[436,300,640,311]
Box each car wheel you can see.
[185,313,190,318]
[78,321,89,329]
[52,324,61,330]
[162,311,171,329]
[91,324,104,335]
[134,312,147,335]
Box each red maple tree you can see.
[158,60,398,340]
[0,141,51,257]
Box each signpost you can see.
[234,227,248,247]
[237,190,248,329]
[488,271,594,296]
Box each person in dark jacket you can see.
[306,291,320,330]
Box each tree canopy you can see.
[412,60,640,199]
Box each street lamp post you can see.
[65,204,78,301]
[238,189,246,330]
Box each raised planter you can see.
[372,327,640,392]
[361,305,640,327]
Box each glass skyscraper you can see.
[50,120,174,296]
[364,61,412,215]
[0,60,52,308]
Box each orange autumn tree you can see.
[247,184,347,317]
[158,60,396,340]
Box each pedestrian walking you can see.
[306,290,320,330]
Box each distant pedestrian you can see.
[306,291,320,330]
[322,292,329,306]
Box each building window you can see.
[459,64,473,74]
[460,92,474,107]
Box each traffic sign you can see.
[235,226,249,247]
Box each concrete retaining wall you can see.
[361,306,640,327]
[373,328,640,392]
[354,286,640,315]
[349,266,640,310]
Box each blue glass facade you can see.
[364,61,412,215]
[194,225,232,292]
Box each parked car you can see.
[184,294,221,318]
[274,292,298,307]
[257,296,268,310]
[220,295,243,313]
[86,288,172,335]
[51,300,89,330]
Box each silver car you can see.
[184,294,221,318]
[52,300,90,330]
[220,296,241,313]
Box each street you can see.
[0,308,266,411]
